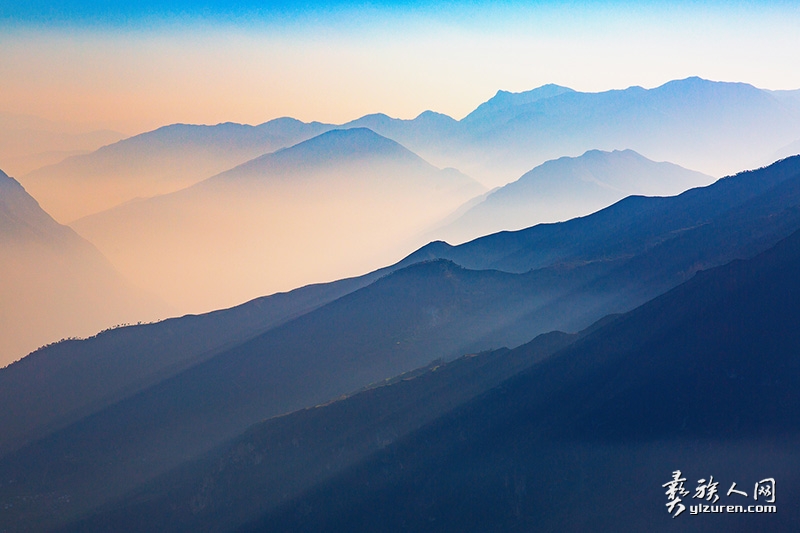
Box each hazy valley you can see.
[2,72,800,532]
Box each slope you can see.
[5,157,800,530]
[0,260,590,531]
[0,169,169,368]
[346,78,800,187]
[59,327,593,532]
[254,221,800,533]
[0,263,394,459]
[71,128,484,312]
[436,149,712,243]
[19,118,333,222]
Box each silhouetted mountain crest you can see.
[247,227,800,533]
[434,148,712,243]
[0,169,169,366]
[19,117,336,221]
[0,169,83,246]
[217,128,425,180]
[463,83,575,124]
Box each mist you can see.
[0,171,170,366]
[70,129,484,313]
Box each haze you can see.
[2,0,800,364]
[2,2,800,134]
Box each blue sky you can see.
[2,1,799,133]
[1,1,794,23]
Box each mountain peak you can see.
[654,76,758,94]
[491,83,574,101]
[413,110,458,125]
[434,149,713,243]
[463,84,575,124]
[214,127,431,182]
[278,127,406,158]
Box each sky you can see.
[1,1,800,135]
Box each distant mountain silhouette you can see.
[343,78,800,186]
[71,128,485,312]
[770,87,800,110]
[19,78,800,227]
[770,138,800,163]
[19,118,334,222]
[0,112,123,177]
[435,149,712,243]
[460,84,576,126]
[405,155,800,275]
[0,169,169,367]
[212,127,462,182]
[5,157,800,531]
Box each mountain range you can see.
[3,156,800,531]
[70,128,484,311]
[16,78,800,226]
[433,148,713,243]
[19,118,333,223]
[4,77,800,532]
[10,77,799,320]
[67,223,800,532]
[345,77,800,185]
[0,112,124,179]
[248,216,800,533]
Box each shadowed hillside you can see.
[52,208,800,533]
[0,264,397,459]
[250,225,800,533]
[3,157,800,531]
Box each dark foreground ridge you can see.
[249,223,800,533]
[64,225,800,532]
[4,156,800,532]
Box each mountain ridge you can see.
[434,148,713,243]
[0,168,170,367]
[248,223,800,533]
[5,157,800,531]
[70,127,484,312]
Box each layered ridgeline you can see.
[20,118,334,222]
[0,169,169,367]
[18,78,800,225]
[0,112,124,179]
[248,218,800,533]
[345,77,800,186]
[3,156,800,531]
[69,227,800,533]
[433,149,713,244]
[71,128,485,312]
[58,327,594,533]
[0,264,398,458]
